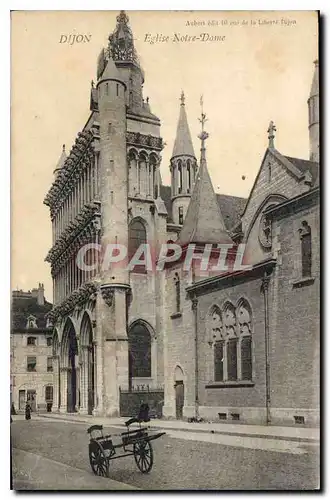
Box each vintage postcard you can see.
[10,10,320,490]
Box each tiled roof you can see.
[216,194,247,232]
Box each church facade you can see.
[44,12,319,425]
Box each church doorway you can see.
[65,321,78,413]
[174,365,184,419]
[81,313,95,415]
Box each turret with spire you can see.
[170,91,198,225]
[308,59,319,162]
[178,97,232,246]
[53,145,67,178]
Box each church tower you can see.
[95,14,132,416]
[308,59,319,162]
[170,92,198,225]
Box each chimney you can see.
[37,283,45,306]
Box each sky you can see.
[11,10,318,301]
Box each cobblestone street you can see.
[11,418,319,490]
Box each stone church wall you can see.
[196,276,267,424]
[269,199,320,426]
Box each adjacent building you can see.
[43,12,319,425]
[11,284,54,412]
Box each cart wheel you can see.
[89,441,110,478]
[133,439,154,473]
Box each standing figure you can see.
[25,401,31,421]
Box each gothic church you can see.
[44,11,319,425]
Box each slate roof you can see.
[11,293,53,331]
[284,156,319,186]
[159,184,247,231]
[178,157,233,245]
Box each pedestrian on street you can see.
[25,401,31,421]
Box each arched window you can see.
[207,300,253,383]
[187,160,191,193]
[149,156,157,199]
[138,154,148,196]
[178,160,183,194]
[237,300,252,381]
[128,322,151,378]
[208,306,224,382]
[224,303,237,381]
[128,220,147,273]
[299,221,312,277]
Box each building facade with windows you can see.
[11,284,54,412]
[43,12,319,425]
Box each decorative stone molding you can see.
[127,132,163,151]
[44,129,95,214]
[261,272,271,293]
[191,297,198,312]
[47,202,101,269]
[298,220,311,239]
[101,286,115,307]
[108,11,139,66]
[259,214,272,249]
[46,282,97,322]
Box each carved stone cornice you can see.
[126,131,163,151]
[46,282,97,323]
[44,129,95,214]
[261,272,271,293]
[100,286,115,307]
[46,202,101,268]
[191,297,198,312]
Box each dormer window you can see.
[26,315,37,329]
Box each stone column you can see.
[151,337,158,385]
[79,346,88,414]
[93,322,103,416]
[59,367,68,413]
[52,354,59,412]
[182,161,187,193]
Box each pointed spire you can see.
[53,144,67,177]
[172,92,195,159]
[178,100,232,246]
[98,54,124,83]
[310,59,319,98]
[108,11,139,67]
